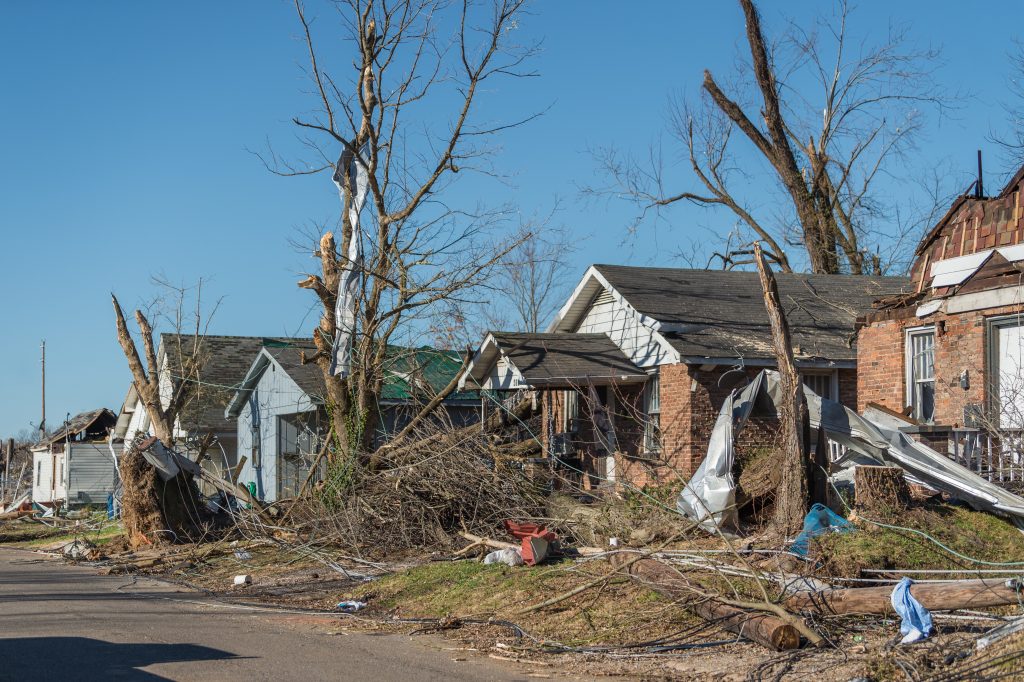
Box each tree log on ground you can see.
[611,553,802,650]
[786,578,1022,616]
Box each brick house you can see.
[856,166,1024,482]
[463,264,907,489]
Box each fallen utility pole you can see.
[786,578,1023,616]
[611,553,801,650]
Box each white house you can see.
[32,408,121,507]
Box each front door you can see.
[277,413,323,499]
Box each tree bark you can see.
[854,465,910,512]
[754,243,809,536]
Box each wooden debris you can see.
[786,578,1022,616]
[613,553,802,650]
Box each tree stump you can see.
[119,438,206,548]
[854,465,910,512]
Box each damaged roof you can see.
[47,408,117,444]
[464,332,647,388]
[559,265,909,364]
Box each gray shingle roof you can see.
[160,334,301,433]
[593,265,910,362]
[264,344,326,399]
[489,332,645,383]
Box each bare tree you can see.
[483,216,577,334]
[595,0,946,274]
[266,0,537,460]
[992,42,1024,171]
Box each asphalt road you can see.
[0,547,538,681]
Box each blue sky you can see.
[0,1,1021,437]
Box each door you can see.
[277,413,323,499]
[996,322,1024,429]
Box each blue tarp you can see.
[790,503,854,556]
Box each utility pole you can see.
[3,438,11,501]
[40,339,46,441]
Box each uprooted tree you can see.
[265,0,537,463]
[111,280,217,546]
[595,0,947,274]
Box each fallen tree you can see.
[610,552,803,650]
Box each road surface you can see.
[0,547,542,681]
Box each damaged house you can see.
[113,334,299,484]
[462,264,908,490]
[857,165,1024,484]
[31,408,120,507]
[225,343,479,502]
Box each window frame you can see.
[905,325,936,423]
[641,371,662,454]
[986,313,1024,430]
[800,369,839,402]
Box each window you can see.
[801,371,838,401]
[988,315,1024,429]
[643,372,661,453]
[906,328,936,423]
[36,461,42,482]
[562,390,579,433]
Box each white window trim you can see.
[800,369,839,402]
[986,313,1024,430]
[905,325,936,423]
[642,370,661,454]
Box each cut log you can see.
[611,554,801,650]
[855,465,909,512]
[786,578,1022,616]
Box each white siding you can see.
[32,450,52,503]
[235,358,319,503]
[67,443,122,505]
[482,355,527,390]
[576,290,672,367]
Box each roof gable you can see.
[551,264,908,364]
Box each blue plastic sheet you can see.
[790,503,854,556]
[891,577,933,643]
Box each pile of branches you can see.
[282,418,549,559]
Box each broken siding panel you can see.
[575,290,670,368]
[67,443,121,505]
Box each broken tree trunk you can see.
[786,578,1022,616]
[754,243,809,536]
[854,465,910,512]
[611,553,801,650]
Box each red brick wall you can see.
[857,304,1024,426]
[856,318,908,413]
[540,362,863,490]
